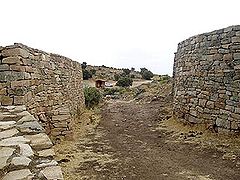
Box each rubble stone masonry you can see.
[0,43,85,140]
[173,25,240,132]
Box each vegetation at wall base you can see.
[84,87,101,108]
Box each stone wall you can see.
[0,43,85,139]
[173,25,240,132]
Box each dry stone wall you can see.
[0,43,85,140]
[173,25,240,132]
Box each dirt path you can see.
[56,99,240,180]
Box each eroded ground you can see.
[55,99,240,180]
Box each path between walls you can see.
[0,105,63,180]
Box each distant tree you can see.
[81,62,87,69]
[83,69,92,80]
[123,68,131,75]
[130,74,135,78]
[131,67,135,71]
[140,68,154,80]
[116,77,133,87]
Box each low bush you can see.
[116,77,133,87]
[84,87,101,108]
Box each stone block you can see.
[0,88,7,95]
[11,156,31,166]
[206,100,214,109]
[1,96,13,106]
[24,133,53,150]
[0,71,25,82]
[223,54,233,61]
[0,136,30,146]
[0,128,19,140]
[0,64,10,71]
[216,118,231,129]
[1,48,29,58]
[14,96,25,105]
[232,37,240,43]
[2,57,22,64]
[19,144,34,157]
[233,53,240,60]
[2,169,33,180]
[11,80,30,88]
[37,148,55,157]
[38,166,63,180]
[0,147,15,170]
[10,65,25,72]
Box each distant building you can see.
[95,79,106,88]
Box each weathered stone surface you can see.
[0,64,10,71]
[36,160,58,168]
[2,48,29,58]
[19,144,34,157]
[0,121,16,130]
[0,147,15,169]
[0,71,25,82]
[2,169,33,180]
[24,133,53,149]
[18,114,35,123]
[17,121,45,133]
[11,156,32,166]
[0,136,30,146]
[0,128,19,140]
[39,166,63,180]
[38,148,55,157]
[1,96,13,106]
[2,57,22,64]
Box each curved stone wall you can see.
[173,25,240,132]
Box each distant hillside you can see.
[86,65,142,80]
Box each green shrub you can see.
[116,77,133,87]
[140,68,154,80]
[83,69,92,80]
[84,87,101,108]
[114,74,120,81]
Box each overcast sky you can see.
[0,0,239,75]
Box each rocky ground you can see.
[55,81,240,180]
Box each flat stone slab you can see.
[2,169,33,180]
[17,121,45,133]
[38,148,55,157]
[24,133,53,150]
[18,114,36,123]
[0,121,16,130]
[0,147,15,169]
[0,136,30,146]
[36,160,58,168]
[11,156,32,166]
[0,128,19,140]
[19,144,34,157]
[39,166,64,180]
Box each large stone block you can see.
[1,48,29,58]
[0,71,25,82]
[2,57,22,64]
